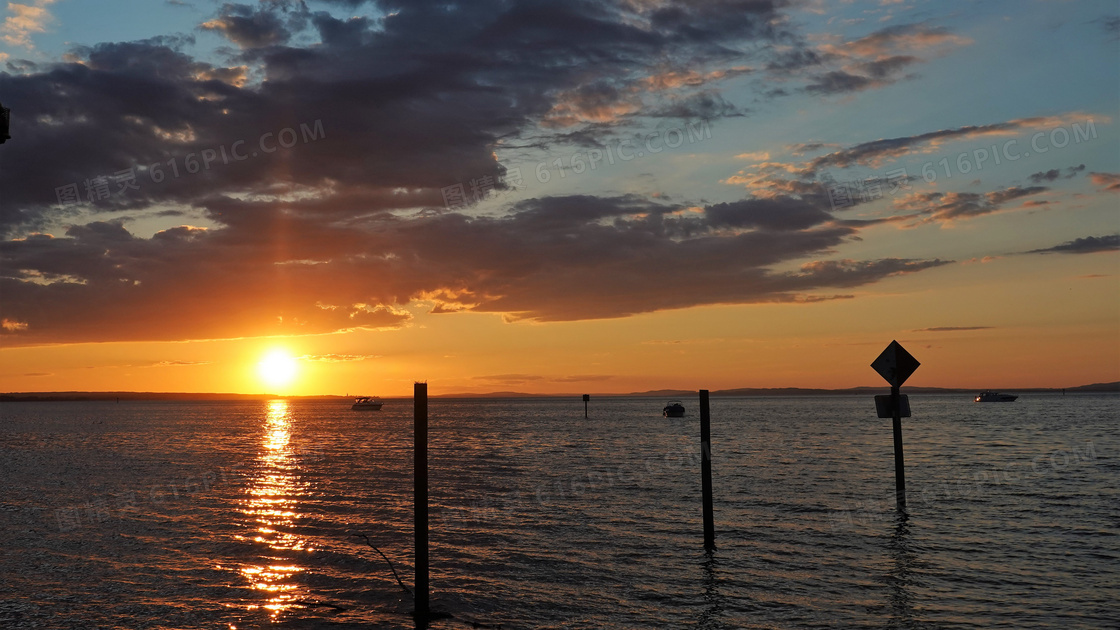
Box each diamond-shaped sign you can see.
[871,340,920,387]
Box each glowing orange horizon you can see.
[2,284,1116,397]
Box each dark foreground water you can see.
[1,394,1116,629]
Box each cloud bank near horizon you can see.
[1,0,1115,347]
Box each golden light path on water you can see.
[236,400,311,620]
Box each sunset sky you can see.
[1,0,1117,396]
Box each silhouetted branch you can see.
[351,532,413,596]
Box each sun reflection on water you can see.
[237,399,311,619]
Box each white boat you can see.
[351,396,384,410]
[975,391,1017,402]
[663,401,686,417]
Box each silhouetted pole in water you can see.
[414,382,430,618]
[890,385,906,511]
[871,341,920,512]
[0,101,10,143]
[700,389,715,551]
[583,394,589,418]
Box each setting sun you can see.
[257,350,298,390]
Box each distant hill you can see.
[1066,381,1120,393]
[3,382,1116,402]
[626,383,1120,397]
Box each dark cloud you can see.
[1,1,967,346]
[0,0,795,236]
[648,90,745,119]
[804,71,881,95]
[776,115,1089,178]
[1099,15,1120,40]
[802,56,918,95]
[729,115,1096,206]
[0,193,952,344]
[913,326,993,332]
[765,48,828,71]
[201,3,294,48]
[1028,169,1061,183]
[1026,235,1120,255]
[310,11,374,47]
[857,55,921,79]
[1029,165,1086,183]
[793,24,969,95]
[788,141,839,155]
[705,198,833,231]
[895,186,1048,223]
[786,258,949,289]
[648,0,785,44]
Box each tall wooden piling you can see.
[414,382,430,617]
[699,389,715,551]
[583,394,590,418]
[0,101,10,143]
[890,385,906,510]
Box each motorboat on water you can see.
[975,391,1017,402]
[351,396,384,410]
[663,401,686,417]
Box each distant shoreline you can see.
[1,382,1117,402]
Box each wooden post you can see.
[890,385,906,511]
[0,101,10,143]
[699,389,715,551]
[414,382,430,617]
[583,394,589,419]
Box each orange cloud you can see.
[543,96,643,128]
[961,256,1002,265]
[1089,172,1120,192]
[638,66,752,91]
[1,0,56,49]
[821,24,971,59]
[1,318,29,332]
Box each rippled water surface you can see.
[1,394,1117,628]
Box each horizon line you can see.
[3,381,1117,400]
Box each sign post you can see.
[870,341,920,511]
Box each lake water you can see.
[0,394,1116,629]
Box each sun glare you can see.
[258,349,298,390]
